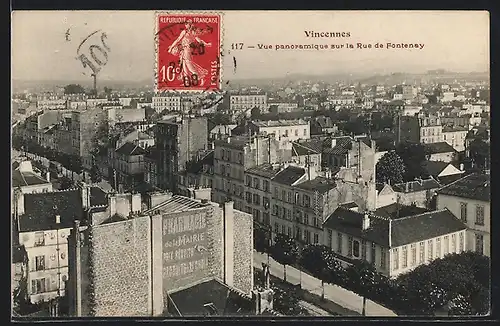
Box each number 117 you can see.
[231,43,243,50]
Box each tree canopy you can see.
[376,150,406,184]
[395,141,430,181]
[64,84,86,94]
[469,139,490,169]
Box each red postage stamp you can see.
[156,13,221,92]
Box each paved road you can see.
[254,251,397,317]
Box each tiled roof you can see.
[324,137,352,155]
[294,177,337,194]
[437,173,490,202]
[392,178,441,193]
[375,203,430,219]
[90,186,108,207]
[437,174,465,186]
[12,170,50,188]
[391,209,467,247]
[425,141,457,154]
[323,207,390,247]
[245,163,281,179]
[252,119,307,127]
[115,142,146,156]
[324,207,467,248]
[292,141,321,156]
[421,160,449,177]
[272,166,305,186]
[145,195,209,215]
[20,189,84,232]
[168,278,254,316]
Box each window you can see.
[287,209,292,220]
[475,234,484,255]
[295,129,299,136]
[428,239,434,261]
[287,192,292,203]
[274,187,278,197]
[263,197,270,210]
[348,236,354,257]
[352,240,360,258]
[402,246,408,268]
[263,180,270,192]
[238,153,243,164]
[35,255,45,271]
[313,233,319,244]
[444,235,449,255]
[475,205,485,226]
[34,232,45,247]
[392,248,399,271]
[281,190,286,201]
[436,237,441,258]
[253,178,260,190]
[327,229,333,248]
[281,225,286,235]
[451,234,457,253]
[294,192,299,204]
[361,240,366,260]
[303,195,311,207]
[411,244,417,266]
[245,192,252,204]
[253,194,260,205]
[337,233,343,254]
[31,278,46,294]
[245,175,252,187]
[274,222,279,233]
[272,204,278,216]
[304,213,310,225]
[297,227,302,241]
[287,227,292,237]
[460,202,468,223]
[419,241,425,264]
[304,230,311,244]
[459,232,464,253]
[303,129,307,136]
[381,249,387,270]
[371,243,376,264]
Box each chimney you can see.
[459,163,464,171]
[362,213,370,230]
[81,184,91,209]
[46,171,51,182]
[56,215,61,224]
[72,220,82,317]
[405,182,409,193]
[222,201,234,287]
[130,193,142,214]
[252,288,274,315]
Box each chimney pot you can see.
[56,215,61,224]
[46,171,51,182]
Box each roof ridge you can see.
[393,208,450,222]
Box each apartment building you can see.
[155,117,208,193]
[152,95,182,113]
[229,92,267,112]
[395,114,443,144]
[247,119,311,143]
[212,135,292,211]
[177,149,214,200]
[436,173,490,256]
[442,126,468,152]
[323,207,467,277]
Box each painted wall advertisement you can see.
[161,209,211,291]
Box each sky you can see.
[11,10,489,82]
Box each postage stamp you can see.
[155,13,222,92]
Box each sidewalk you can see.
[254,251,397,317]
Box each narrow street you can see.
[254,251,397,317]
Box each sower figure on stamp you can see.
[168,20,212,86]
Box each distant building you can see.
[421,160,464,182]
[229,92,267,112]
[12,160,53,215]
[247,119,310,143]
[152,95,182,113]
[109,142,146,188]
[436,173,490,257]
[209,124,237,141]
[323,207,467,277]
[391,177,441,209]
[177,149,214,200]
[310,116,338,135]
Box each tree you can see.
[58,176,73,190]
[271,234,299,282]
[90,164,102,184]
[395,141,430,181]
[345,261,379,315]
[376,150,406,184]
[254,226,271,254]
[300,244,343,300]
[250,107,261,119]
[469,139,490,169]
[64,84,86,94]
